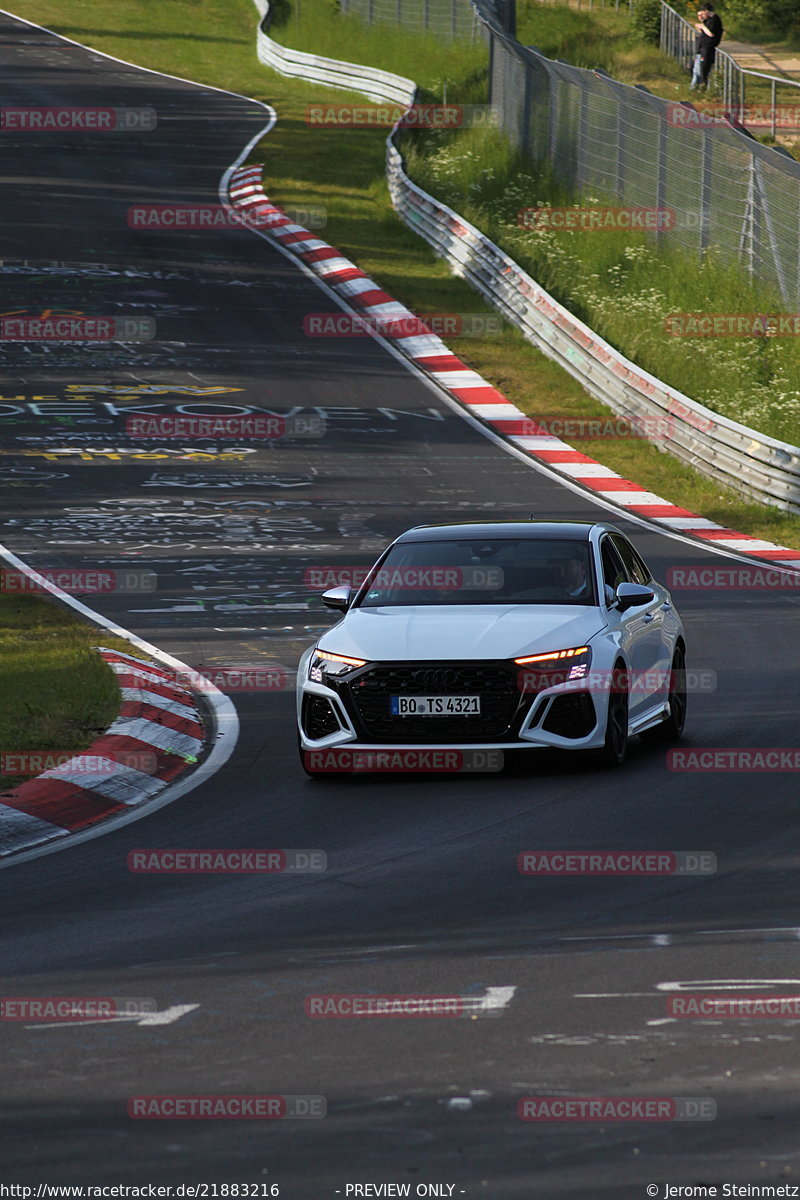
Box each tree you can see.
[631,0,662,44]
[715,0,800,37]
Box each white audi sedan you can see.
[297,521,686,773]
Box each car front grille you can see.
[345,663,524,743]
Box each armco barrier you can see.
[250,0,800,515]
[253,0,415,105]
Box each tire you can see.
[640,644,687,743]
[600,662,629,767]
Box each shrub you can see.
[630,0,662,45]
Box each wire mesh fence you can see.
[339,0,480,40]
[481,3,800,304]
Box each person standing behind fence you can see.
[690,4,724,91]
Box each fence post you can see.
[750,160,761,282]
[737,156,760,280]
[548,66,559,168]
[577,82,589,189]
[699,128,712,258]
[771,78,777,141]
[754,159,789,303]
[615,86,625,195]
[655,112,667,247]
[521,59,534,157]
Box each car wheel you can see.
[601,662,629,767]
[641,644,687,743]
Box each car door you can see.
[611,533,673,690]
[600,534,660,715]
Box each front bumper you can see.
[297,664,609,754]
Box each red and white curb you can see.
[229,163,800,569]
[0,647,205,858]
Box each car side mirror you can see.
[614,581,655,612]
[322,585,352,612]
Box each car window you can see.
[611,534,651,586]
[354,538,597,607]
[601,537,628,594]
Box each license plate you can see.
[390,695,481,716]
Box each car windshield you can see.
[355,538,597,607]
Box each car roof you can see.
[393,521,607,543]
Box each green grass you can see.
[518,1,684,85]
[8,0,800,554]
[0,595,136,790]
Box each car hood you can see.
[318,605,605,662]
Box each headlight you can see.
[308,649,367,683]
[514,645,592,691]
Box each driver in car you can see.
[553,555,590,599]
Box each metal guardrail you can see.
[249,0,800,513]
[660,0,800,145]
[253,0,415,103]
